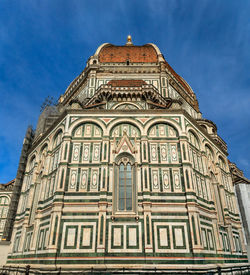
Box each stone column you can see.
[227,224,235,252]
[97,202,107,253]
[212,219,223,253]
[143,202,153,253]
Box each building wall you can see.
[0,187,13,241]
[6,112,247,268]
[235,183,250,260]
[0,241,11,266]
[3,41,248,269]
[237,184,250,237]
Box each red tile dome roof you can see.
[98,45,158,63]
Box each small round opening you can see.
[126,60,130,65]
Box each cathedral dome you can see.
[62,37,199,113]
[94,36,161,63]
[97,44,158,63]
[93,39,197,105]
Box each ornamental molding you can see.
[229,162,250,185]
[76,83,173,110]
[113,130,137,156]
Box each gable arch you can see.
[39,137,50,151]
[28,154,37,171]
[52,129,63,149]
[113,102,142,110]
[107,119,143,137]
[109,122,141,138]
[144,118,182,136]
[147,122,179,138]
[69,118,106,136]
[217,154,227,171]
[37,143,49,174]
[46,126,64,151]
[39,143,48,155]
[187,128,201,149]
[72,122,104,138]
[204,143,215,158]
[52,127,64,140]
[0,195,10,205]
[204,143,216,173]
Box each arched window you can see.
[39,144,48,172]
[188,131,200,149]
[53,130,63,149]
[29,155,36,171]
[114,154,136,214]
[0,196,10,219]
[188,131,202,173]
[218,156,226,171]
[29,173,42,225]
[119,163,132,211]
[205,145,214,172]
[0,196,9,205]
[205,145,214,162]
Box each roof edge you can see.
[94,43,112,56]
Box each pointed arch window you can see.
[119,163,132,211]
[28,173,42,225]
[114,154,136,214]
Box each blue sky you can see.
[0,0,249,182]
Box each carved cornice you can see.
[229,162,250,185]
[81,83,172,109]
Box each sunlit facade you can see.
[6,37,248,271]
